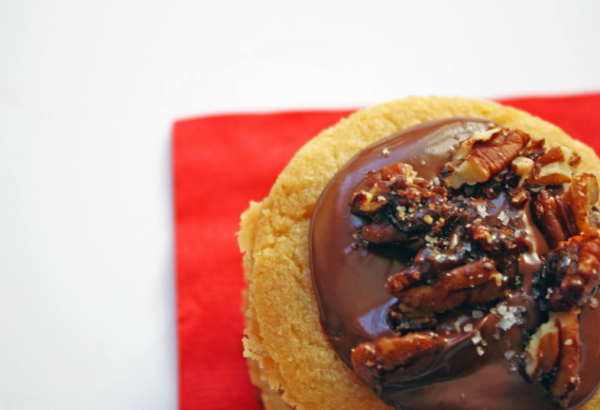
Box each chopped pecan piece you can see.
[511,156,535,181]
[524,310,581,407]
[528,146,574,186]
[468,220,520,255]
[350,170,391,215]
[451,127,502,161]
[351,163,418,215]
[391,182,458,240]
[351,332,443,385]
[351,163,463,245]
[444,129,529,189]
[387,302,438,334]
[388,259,505,312]
[545,229,600,311]
[380,162,418,182]
[522,138,546,159]
[569,153,582,167]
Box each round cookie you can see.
[238,96,600,410]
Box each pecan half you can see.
[552,310,581,406]
[388,259,505,312]
[532,189,579,249]
[524,310,581,407]
[565,173,600,233]
[444,129,529,189]
[351,332,443,385]
[545,229,600,311]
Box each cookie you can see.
[238,96,600,409]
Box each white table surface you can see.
[1,1,599,409]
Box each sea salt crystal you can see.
[498,304,508,315]
[497,210,509,225]
[477,346,485,356]
[472,310,484,319]
[471,331,482,345]
[475,202,488,218]
[382,147,391,157]
[463,323,473,332]
[498,311,517,331]
[504,350,516,360]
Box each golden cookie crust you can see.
[238,96,600,410]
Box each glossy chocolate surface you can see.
[310,118,600,409]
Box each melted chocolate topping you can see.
[310,118,600,409]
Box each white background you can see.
[1,1,599,409]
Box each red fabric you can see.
[173,94,600,410]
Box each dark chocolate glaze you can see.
[310,118,600,410]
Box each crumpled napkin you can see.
[173,94,600,410]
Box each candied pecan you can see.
[524,310,581,407]
[351,332,443,385]
[351,163,462,244]
[386,245,471,294]
[528,146,574,186]
[468,220,519,255]
[532,189,579,249]
[362,220,408,244]
[380,162,418,182]
[511,156,535,181]
[552,310,581,406]
[569,153,582,167]
[387,302,438,334]
[522,138,546,159]
[351,164,418,215]
[525,316,560,380]
[507,156,535,204]
[389,259,505,312]
[451,127,501,161]
[565,173,599,233]
[390,181,459,240]
[544,229,600,310]
[350,170,390,215]
[444,128,529,189]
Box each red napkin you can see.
[173,94,600,410]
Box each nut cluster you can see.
[349,126,600,407]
